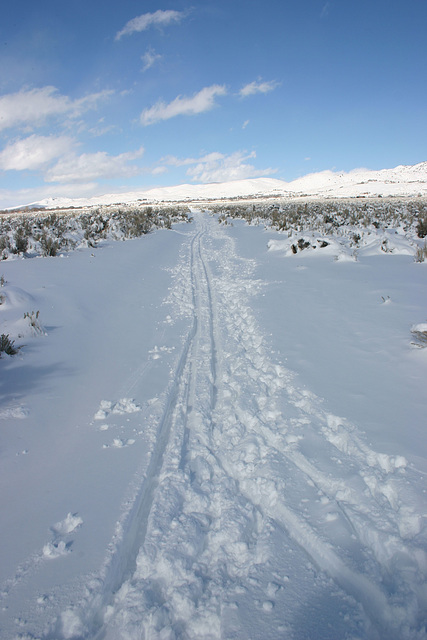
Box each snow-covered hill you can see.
[21,162,427,210]
[287,162,427,198]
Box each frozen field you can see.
[0,211,426,639]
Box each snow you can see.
[413,323,427,332]
[51,514,83,537]
[10,161,427,210]
[0,209,426,639]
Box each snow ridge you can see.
[45,212,426,639]
[19,161,427,210]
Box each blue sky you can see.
[0,0,425,207]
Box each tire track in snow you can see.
[91,215,265,639]
[44,230,204,639]
[174,228,402,634]
[206,218,426,638]
[48,212,426,640]
[202,213,426,639]
[49,218,236,639]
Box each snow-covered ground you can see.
[0,210,426,639]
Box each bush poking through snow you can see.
[0,333,18,357]
[411,324,427,348]
[0,235,10,258]
[38,232,61,257]
[416,215,427,238]
[297,238,311,251]
[414,244,427,263]
[13,226,29,254]
[211,198,425,243]
[24,310,44,335]
[0,205,191,260]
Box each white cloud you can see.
[0,135,75,171]
[116,10,186,40]
[242,120,250,129]
[140,85,227,125]
[141,48,162,72]
[159,151,275,183]
[159,152,227,171]
[239,80,280,98]
[0,86,112,132]
[151,165,168,176]
[185,150,276,183]
[45,147,144,183]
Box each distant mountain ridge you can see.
[24,161,427,209]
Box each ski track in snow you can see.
[24,212,426,639]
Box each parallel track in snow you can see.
[49,212,426,640]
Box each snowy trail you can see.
[47,212,426,639]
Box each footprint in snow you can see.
[93,398,141,421]
[149,345,175,360]
[42,540,72,559]
[51,512,83,536]
[103,437,135,449]
[42,513,83,560]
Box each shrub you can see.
[297,238,311,251]
[0,235,10,255]
[417,216,427,238]
[24,310,43,334]
[414,244,427,263]
[126,210,151,237]
[81,211,109,245]
[411,328,427,348]
[39,233,61,257]
[0,334,18,356]
[13,227,29,254]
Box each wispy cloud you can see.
[45,147,144,183]
[140,85,227,126]
[172,150,277,183]
[321,2,331,18]
[159,154,201,167]
[141,47,162,72]
[0,87,112,132]
[239,79,280,98]
[115,9,186,40]
[0,135,75,171]
[87,118,119,137]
